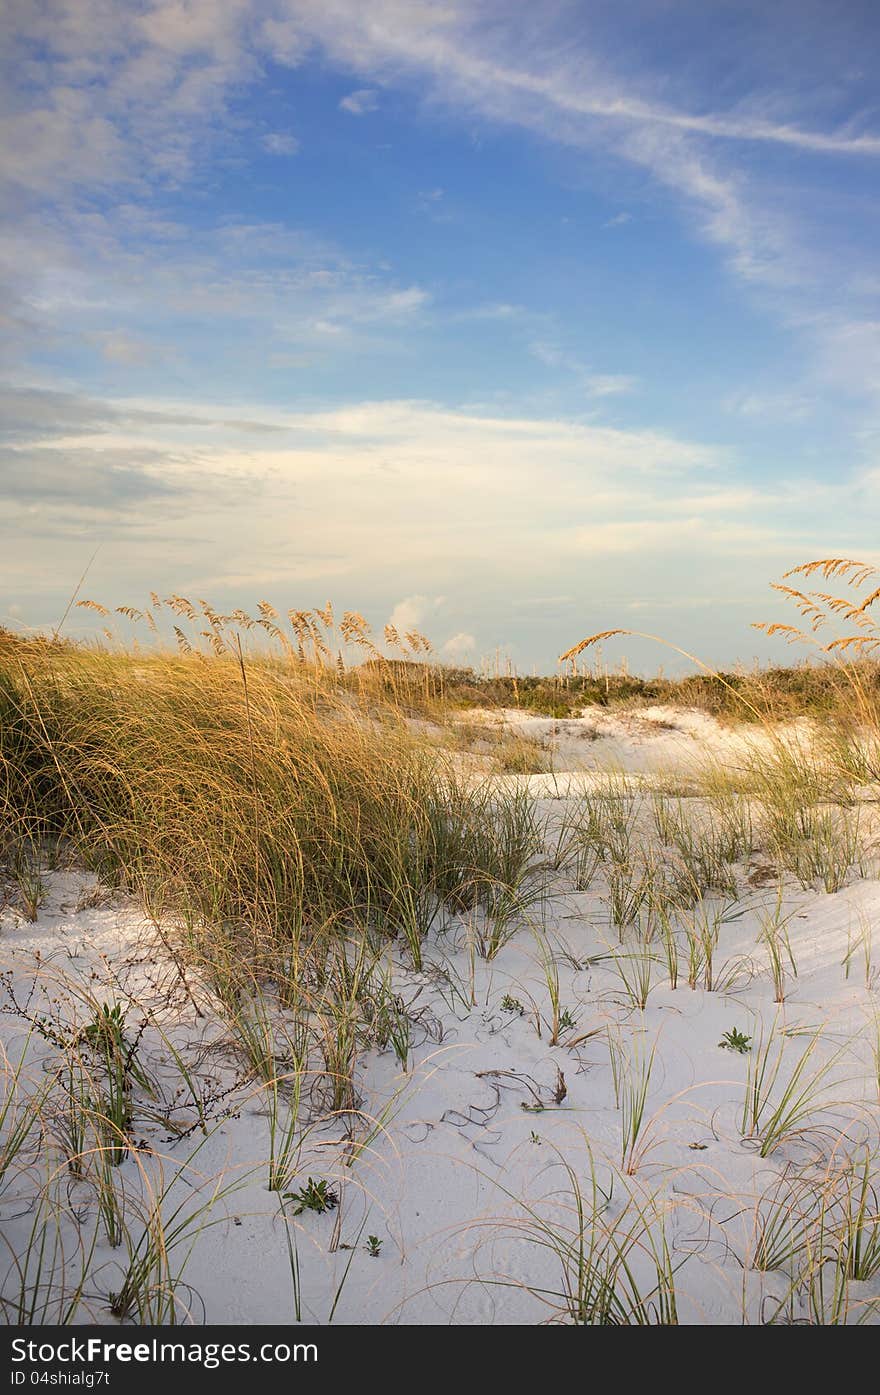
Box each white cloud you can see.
[0,209,432,364]
[86,330,155,366]
[0,101,127,194]
[584,374,636,398]
[814,317,880,399]
[387,594,442,633]
[262,131,300,155]
[6,3,878,213]
[381,287,430,316]
[455,301,523,321]
[441,631,475,660]
[560,517,798,557]
[415,187,449,218]
[339,88,380,115]
[2,0,255,192]
[724,390,815,422]
[0,391,755,580]
[530,342,636,398]
[258,17,309,67]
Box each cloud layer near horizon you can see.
[4,387,874,667]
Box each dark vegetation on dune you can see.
[373,660,880,723]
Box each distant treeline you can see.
[424,662,880,721]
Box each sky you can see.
[2,0,880,673]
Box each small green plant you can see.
[667,814,739,899]
[843,913,874,987]
[607,1029,658,1174]
[108,1142,245,1323]
[485,1149,680,1324]
[82,1002,125,1051]
[79,1001,151,1166]
[551,793,604,889]
[613,938,657,1010]
[750,1175,817,1273]
[493,733,551,775]
[741,1024,840,1157]
[607,860,654,937]
[362,966,412,1069]
[719,1028,752,1054]
[833,1156,880,1282]
[0,1036,48,1195]
[678,893,742,992]
[14,862,45,922]
[365,1235,383,1257]
[501,994,525,1015]
[757,888,798,1003]
[94,1138,126,1248]
[533,932,581,1045]
[655,898,680,989]
[266,1059,306,1194]
[284,1178,340,1216]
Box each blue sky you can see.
[3,1,880,672]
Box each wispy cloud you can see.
[530,341,636,398]
[260,2,880,402]
[5,1,877,385]
[339,88,380,116]
[0,447,179,507]
[85,330,157,367]
[262,131,300,155]
[724,390,815,423]
[583,374,637,399]
[0,207,432,370]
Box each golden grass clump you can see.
[0,624,457,973]
[0,603,551,986]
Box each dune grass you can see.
[3,563,880,1326]
[0,631,551,977]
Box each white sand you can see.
[459,702,815,779]
[2,708,879,1325]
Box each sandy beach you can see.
[3,704,879,1325]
